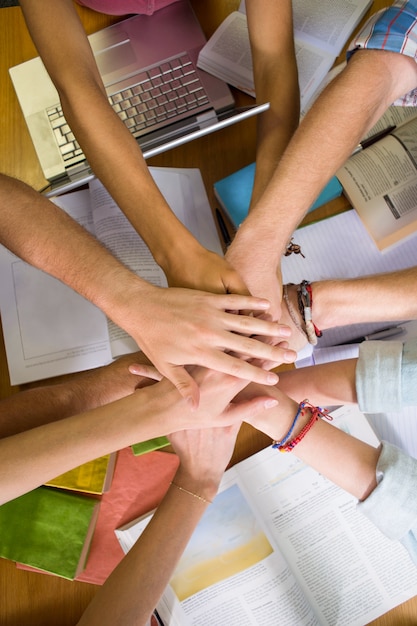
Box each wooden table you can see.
[0,1,415,624]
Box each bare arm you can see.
[0,365,276,504]
[226,0,299,310]
[311,268,417,331]
[226,49,417,318]
[18,0,249,296]
[0,174,299,404]
[77,424,241,626]
[243,383,379,501]
[0,352,150,438]
[245,0,299,206]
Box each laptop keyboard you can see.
[46,53,210,168]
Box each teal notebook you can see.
[0,486,99,580]
[214,162,343,229]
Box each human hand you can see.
[131,364,280,438]
[164,245,250,295]
[128,285,296,407]
[226,239,283,321]
[234,382,300,442]
[168,423,241,499]
[71,351,155,409]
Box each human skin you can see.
[226,49,417,321]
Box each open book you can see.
[197,0,373,111]
[337,116,417,251]
[115,405,417,625]
[0,167,222,385]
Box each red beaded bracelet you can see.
[273,400,331,453]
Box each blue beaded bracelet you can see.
[271,401,305,449]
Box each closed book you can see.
[214,163,342,229]
[0,486,99,580]
[45,453,117,495]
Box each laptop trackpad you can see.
[95,40,136,76]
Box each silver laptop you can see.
[9,0,268,196]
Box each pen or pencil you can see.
[215,208,231,247]
[352,125,396,155]
[339,325,405,345]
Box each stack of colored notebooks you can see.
[0,454,116,580]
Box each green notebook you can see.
[131,436,170,456]
[0,487,99,580]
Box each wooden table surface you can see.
[0,1,415,624]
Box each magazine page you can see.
[337,118,417,250]
[115,406,417,625]
[235,406,417,625]
[116,473,320,626]
[88,177,167,357]
[292,0,372,57]
[0,189,112,385]
[294,39,334,112]
[361,105,417,141]
[89,168,222,357]
[197,12,255,96]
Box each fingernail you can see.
[279,326,292,337]
[258,299,270,309]
[264,398,278,409]
[284,351,297,363]
[266,372,279,384]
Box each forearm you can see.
[277,360,358,407]
[294,419,380,501]
[247,392,379,501]
[234,49,417,263]
[0,174,158,326]
[246,0,299,206]
[78,468,213,626]
[0,352,151,438]
[19,0,202,274]
[312,268,417,330]
[0,383,180,504]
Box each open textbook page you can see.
[116,406,417,626]
[197,0,372,109]
[0,168,221,384]
[337,117,417,251]
[280,208,417,346]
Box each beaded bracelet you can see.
[272,400,331,453]
[170,482,212,504]
[271,402,304,449]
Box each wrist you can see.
[97,271,157,331]
[172,466,220,504]
[153,230,205,282]
[272,400,331,453]
[282,281,322,346]
[227,220,282,270]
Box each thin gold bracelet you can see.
[170,481,212,504]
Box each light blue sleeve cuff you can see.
[357,442,417,565]
[356,341,403,412]
[356,339,417,412]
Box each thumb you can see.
[225,395,278,423]
[165,364,201,409]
